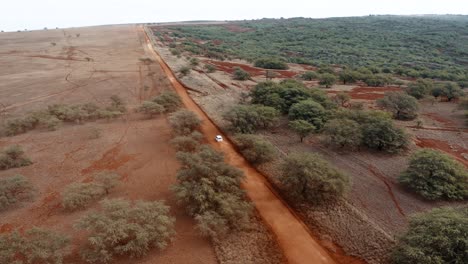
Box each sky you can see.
[1,0,467,32]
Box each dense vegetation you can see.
[392,207,468,264]
[399,149,468,200]
[156,15,468,85]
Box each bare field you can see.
[150,25,467,264]
[0,25,284,264]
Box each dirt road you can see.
[142,26,336,264]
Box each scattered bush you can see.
[406,79,433,99]
[288,99,327,129]
[319,73,337,88]
[339,70,360,84]
[300,71,318,81]
[254,58,288,70]
[233,67,250,80]
[0,175,34,211]
[107,95,127,113]
[204,64,216,73]
[223,104,279,133]
[152,90,182,112]
[432,82,464,101]
[173,146,251,237]
[168,109,202,135]
[362,74,393,87]
[94,172,120,195]
[179,66,191,76]
[0,145,32,170]
[138,101,165,117]
[391,207,468,264]
[322,118,362,150]
[399,149,468,200]
[361,117,409,153]
[75,199,175,263]
[279,152,349,203]
[170,132,203,152]
[0,228,69,264]
[332,92,351,107]
[233,134,276,165]
[377,92,419,120]
[289,120,315,142]
[189,57,199,66]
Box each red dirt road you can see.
[143,27,336,264]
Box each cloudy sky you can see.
[1,0,467,31]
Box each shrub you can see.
[399,149,467,200]
[0,228,69,264]
[168,109,202,135]
[75,199,175,263]
[362,74,392,87]
[250,81,313,113]
[204,64,216,73]
[339,70,360,84]
[391,207,468,264]
[170,132,203,153]
[300,71,318,81]
[432,82,464,101]
[152,90,182,112]
[4,117,38,136]
[288,100,327,129]
[62,182,105,211]
[361,117,409,153]
[138,101,165,117]
[179,66,191,76]
[332,92,351,107]
[173,146,251,237]
[377,92,419,120]
[254,58,288,70]
[97,110,122,120]
[319,73,337,88]
[223,104,279,133]
[289,120,315,142]
[107,95,127,113]
[279,152,349,203]
[189,57,199,66]
[94,172,120,195]
[233,67,250,80]
[0,145,32,170]
[0,175,34,211]
[233,134,276,165]
[406,79,433,99]
[322,118,362,150]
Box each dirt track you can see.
[142,26,336,264]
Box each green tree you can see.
[168,109,202,135]
[179,66,191,76]
[406,79,433,99]
[233,134,276,165]
[339,70,360,84]
[300,71,318,81]
[322,118,362,150]
[288,100,327,129]
[361,117,409,153]
[152,90,182,112]
[233,67,250,80]
[0,175,34,211]
[0,228,69,264]
[76,199,175,263]
[223,104,279,133]
[332,92,351,107]
[377,92,419,120]
[254,58,288,70]
[391,207,468,264]
[138,101,165,117]
[399,149,467,200]
[279,153,349,203]
[289,120,316,142]
[433,82,464,101]
[0,145,32,170]
[319,73,337,88]
[170,132,203,153]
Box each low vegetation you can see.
[392,207,468,264]
[0,145,32,170]
[62,172,120,210]
[232,67,250,80]
[138,101,165,117]
[279,152,349,203]
[405,79,433,99]
[75,198,175,263]
[0,175,34,211]
[233,134,276,165]
[223,104,279,133]
[399,149,468,200]
[168,109,202,135]
[173,145,252,237]
[152,90,182,112]
[0,228,69,264]
[170,131,203,152]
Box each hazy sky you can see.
[1,0,467,31]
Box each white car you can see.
[215,135,223,142]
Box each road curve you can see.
[141,26,336,264]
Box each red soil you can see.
[423,112,457,127]
[80,144,138,175]
[205,60,297,78]
[328,87,403,100]
[415,138,468,167]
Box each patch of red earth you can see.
[423,112,457,127]
[0,224,14,234]
[223,24,253,33]
[80,144,138,175]
[205,60,297,78]
[333,87,402,100]
[415,138,468,167]
[408,126,468,133]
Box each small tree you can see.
[76,199,175,263]
[0,145,32,170]
[189,57,199,66]
[361,118,409,153]
[279,153,349,203]
[333,92,351,107]
[95,172,120,195]
[168,109,202,135]
[62,182,105,211]
[0,175,34,211]
[322,118,362,150]
[138,101,165,117]
[152,90,182,112]
[319,73,337,88]
[233,134,276,165]
[399,149,467,200]
[233,67,250,81]
[289,120,315,142]
[254,58,288,70]
[300,71,318,81]
[377,92,419,120]
[391,207,468,264]
[406,79,433,99]
[288,100,327,129]
[339,70,361,84]
[223,104,279,133]
[433,82,464,101]
[0,228,69,264]
[179,66,191,76]
[204,64,216,73]
[170,132,203,153]
[107,95,127,113]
